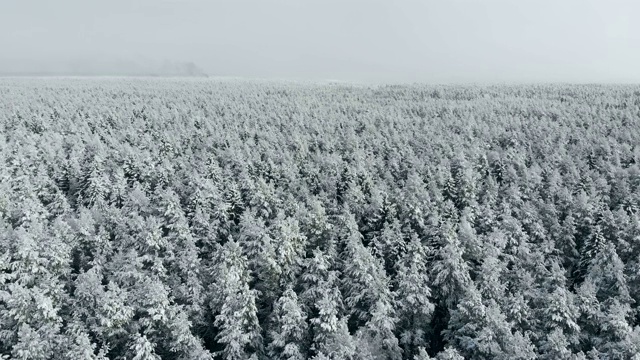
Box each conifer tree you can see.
[435,347,465,360]
[79,156,110,208]
[413,347,433,360]
[339,211,398,344]
[0,213,70,358]
[59,321,108,360]
[394,233,435,357]
[129,333,161,360]
[209,239,263,360]
[577,241,637,357]
[446,283,536,360]
[271,213,307,289]
[309,286,356,360]
[371,217,405,277]
[237,209,281,318]
[155,189,204,318]
[431,221,471,309]
[267,287,309,360]
[535,260,581,358]
[299,248,336,313]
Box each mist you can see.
[1,0,639,83]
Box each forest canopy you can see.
[1,79,639,359]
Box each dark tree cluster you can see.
[1,79,640,359]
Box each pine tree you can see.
[371,217,405,277]
[394,233,435,357]
[435,347,465,360]
[11,324,53,360]
[558,211,579,270]
[152,303,213,360]
[299,248,336,314]
[0,212,70,358]
[354,297,402,360]
[209,239,263,360]
[297,247,354,359]
[59,321,108,360]
[446,284,536,360]
[108,167,128,207]
[271,213,307,288]
[413,347,433,360]
[537,328,575,360]
[300,197,332,252]
[577,241,637,357]
[584,241,631,304]
[457,215,483,266]
[401,170,432,238]
[339,211,398,346]
[78,157,110,207]
[450,155,477,213]
[267,287,309,360]
[431,221,471,309]
[474,174,499,235]
[72,266,134,348]
[309,286,356,360]
[475,240,508,303]
[237,209,281,303]
[597,299,639,358]
[155,188,204,318]
[535,260,581,358]
[129,333,161,360]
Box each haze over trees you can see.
[0,60,207,77]
[1,79,640,359]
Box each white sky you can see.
[1,0,639,83]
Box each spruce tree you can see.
[267,287,309,360]
[209,239,263,360]
[394,233,435,357]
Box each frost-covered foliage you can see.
[1,78,640,359]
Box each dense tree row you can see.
[1,79,640,359]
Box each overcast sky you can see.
[1,0,639,83]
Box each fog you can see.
[1,0,639,83]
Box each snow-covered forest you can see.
[1,79,640,360]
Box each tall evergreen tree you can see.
[237,209,281,310]
[271,213,307,289]
[338,211,399,359]
[431,221,472,310]
[445,284,536,360]
[155,189,205,318]
[209,239,263,360]
[394,233,435,357]
[309,286,356,360]
[535,260,581,358]
[577,241,637,357]
[267,287,309,360]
